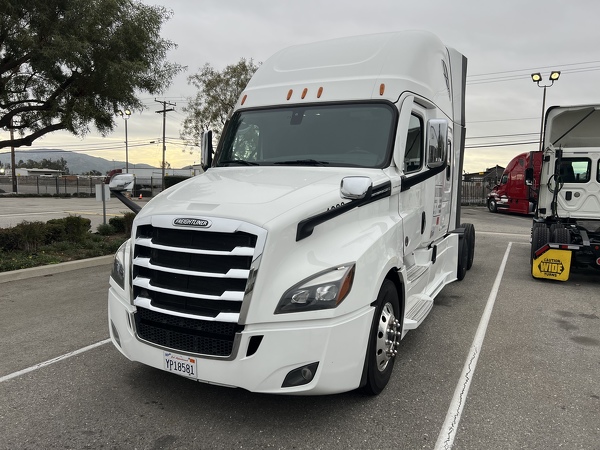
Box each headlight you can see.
[275,264,355,314]
[111,239,129,290]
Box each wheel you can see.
[488,199,497,213]
[553,226,571,244]
[461,223,475,270]
[457,234,468,281]
[361,280,401,395]
[531,224,550,271]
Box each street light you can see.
[531,71,561,151]
[117,109,131,172]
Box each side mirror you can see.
[108,173,135,192]
[525,168,534,186]
[201,130,213,171]
[426,119,448,169]
[340,176,372,200]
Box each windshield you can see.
[215,103,396,168]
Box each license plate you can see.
[164,352,197,379]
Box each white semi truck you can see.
[108,30,475,395]
[529,105,600,281]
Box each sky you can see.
[9,0,600,172]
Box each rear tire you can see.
[361,280,400,396]
[531,224,550,275]
[553,226,571,244]
[457,234,468,281]
[461,223,476,270]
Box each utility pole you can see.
[9,117,17,193]
[155,99,175,191]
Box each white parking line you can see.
[0,339,110,384]
[434,242,512,450]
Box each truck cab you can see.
[531,105,600,280]
[488,151,542,214]
[108,31,474,395]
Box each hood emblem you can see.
[173,218,212,228]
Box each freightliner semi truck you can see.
[487,151,543,214]
[108,30,475,395]
[530,105,600,281]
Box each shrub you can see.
[64,215,91,242]
[13,221,48,252]
[97,223,116,236]
[0,227,19,251]
[108,216,126,233]
[46,218,67,243]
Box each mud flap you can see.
[532,248,572,281]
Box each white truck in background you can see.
[108,30,475,395]
[529,105,600,281]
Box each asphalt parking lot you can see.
[0,205,598,449]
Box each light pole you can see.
[531,71,560,152]
[117,109,131,172]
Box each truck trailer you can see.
[530,105,600,281]
[487,151,542,214]
[108,31,475,395]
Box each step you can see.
[403,294,433,330]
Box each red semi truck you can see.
[487,151,543,214]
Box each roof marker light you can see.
[317,87,323,98]
[241,94,247,105]
[380,83,385,95]
[287,89,293,100]
[301,88,308,99]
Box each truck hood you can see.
[546,105,600,148]
[139,167,389,228]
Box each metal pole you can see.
[9,118,17,193]
[538,85,547,152]
[125,119,129,173]
[162,111,166,190]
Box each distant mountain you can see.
[0,149,156,175]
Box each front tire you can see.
[488,199,497,213]
[361,280,401,396]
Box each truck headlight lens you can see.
[111,240,129,290]
[275,264,355,314]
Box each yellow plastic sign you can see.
[532,249,572,281]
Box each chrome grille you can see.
[131,216,265,357]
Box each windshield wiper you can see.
[274,159,330,166]
[218,159,260,166]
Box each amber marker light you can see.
[317,87,323,98]
[301,88,308,99]
[241,94,247,105]
[337,265,355,305]
[287,89,293,100]
[380,83,385,95]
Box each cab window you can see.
[557,158,591,183]
[404,114,423,173]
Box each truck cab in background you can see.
[530,105,600,281]
[487,151,542,214]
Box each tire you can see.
[488,199,497,213]
[456,234,468,281]
[361,280,401,396]
[531,224,550,272]
[461,223,476,270]
[553,226,571,244]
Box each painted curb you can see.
[0,255,114,283]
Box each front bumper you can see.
[108,287,374,395]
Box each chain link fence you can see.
[0,175,164,197]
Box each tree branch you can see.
[0,122,66,149]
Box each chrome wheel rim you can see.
[375,302,400,372]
